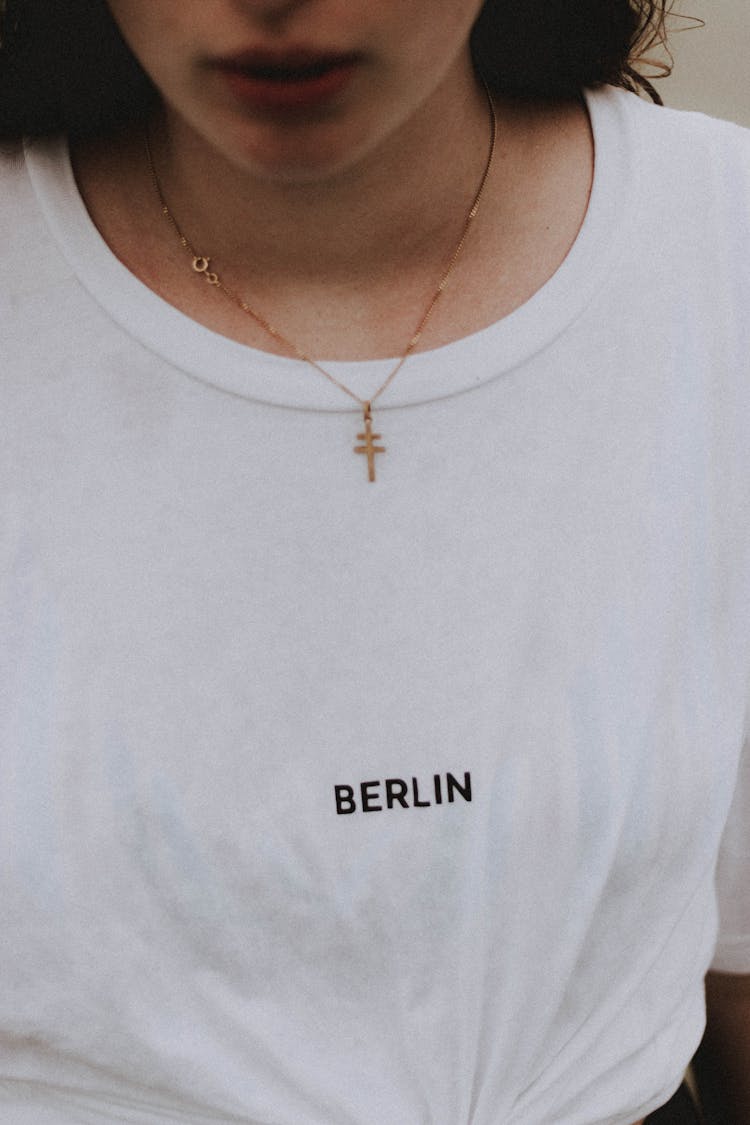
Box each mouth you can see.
[211,49,363,111]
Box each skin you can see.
[695,971,750,1122]
[106,0,491,182]
[74,0,595,360]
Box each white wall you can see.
[657,0,750,126]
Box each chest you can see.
[1,351,744,918]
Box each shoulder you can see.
[0,137,47,244]
[597,86,750,200]
[0,139,31,209]
[0,135,78,295]
[610,83,750,145]
[0,133,77,229]
[587,87,750,276]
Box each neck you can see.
[153,68,493,293]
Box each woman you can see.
[0,1,748,1122]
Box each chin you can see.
[225,125,378,185]
[240,154,362,185]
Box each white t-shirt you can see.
[1,85,749,1125]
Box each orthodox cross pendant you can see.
[354,402,385,483]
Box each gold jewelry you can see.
[147,89,497,482]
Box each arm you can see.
[693,971,750,1124]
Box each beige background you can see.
[657,0,750,126]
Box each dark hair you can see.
[0,0,673,141]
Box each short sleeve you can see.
[711,736,750,972]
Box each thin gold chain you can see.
[146,87,497,413]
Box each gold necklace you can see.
[147,90,497,482]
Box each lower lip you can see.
[219,61,359,112]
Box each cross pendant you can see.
[354,402,386,483]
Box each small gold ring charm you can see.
[192,256,210,274]
[205,271,220,286]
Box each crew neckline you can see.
[25,85,639,414]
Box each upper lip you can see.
[210,47,362,74]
